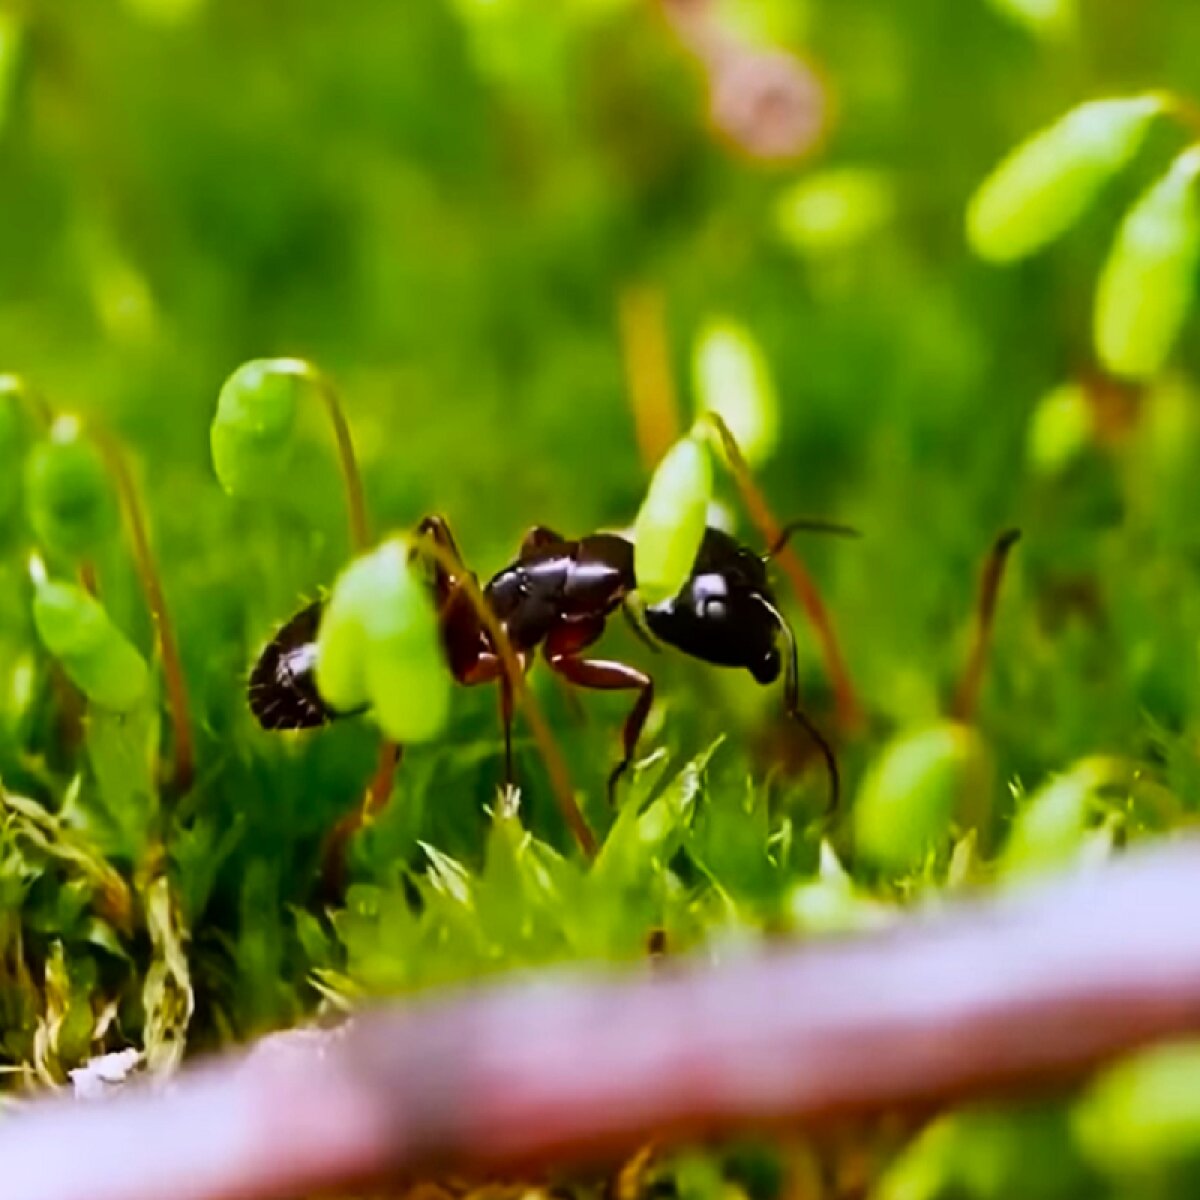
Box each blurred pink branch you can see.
[658,0,830,162]
[10,840,1200,1200]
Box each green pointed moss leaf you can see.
[32,578,150,711]
[79,705,159,863]
[1095,149,1200,379]
[316,539,450,742]
[1000,758,1116,880]
[1074,1040,1200,1173]
[634,434,712,604]
[854,722,990,873]
[693,319,780,466]
[210,359,306,498]
[24,417,116,560]
[967,95,1164,263]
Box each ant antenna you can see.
[763,519,860,561]
[756,594,840,815]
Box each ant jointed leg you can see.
[250,515,843,812]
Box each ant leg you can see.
[776,611,839,815]
[456,650,529,789]
[545,650,654,804]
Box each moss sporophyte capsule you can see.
[316,539,451,744]
[1096,148,1200,380]
[31,563,150,712]
[25,417,117,560]
[210,359,307,499]
[967,95,1165,262]
[634,434,714,606]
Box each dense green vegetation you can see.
[6,0,1200,1195]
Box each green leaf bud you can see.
[1027,381,1094,475]
[634,434,713,605]
[1074,1040,1200,1173]
[24,416,116,559]
[854,722,991,873]
[210,359,306,498]
[316,539,450,743]
[967,95,1164,263]
[32,569,150,711]
[774,167,895,256]
[692,319,780,467]
[1095,148,1200,379]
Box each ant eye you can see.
[701,597,729,622]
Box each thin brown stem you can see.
[302,365,370,554]
[617,285,683,470]
[320,742,403,901]
[9,840,1200,1200]
[413,533,597,859]
[77,559,99,597]
[294,363,404,843]
[950,529,1022,724]
[699,413,862,732]
[88,428,194,797]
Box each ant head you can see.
[643,528,785,683]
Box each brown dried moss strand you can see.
[699,412,862,732]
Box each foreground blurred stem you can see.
[10,839,1200,1200]
[698,412,862,732]
[89,428,194,797]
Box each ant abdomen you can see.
[248,599,337,730]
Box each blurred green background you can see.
[9,0,1200,1193]
[6,0,1200,800]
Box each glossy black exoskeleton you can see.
[248,514,841,806]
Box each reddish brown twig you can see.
[950,529,1022,723]
[10,839,1200,1200]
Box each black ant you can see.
[248,515,850,807]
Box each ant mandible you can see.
[248,514,848,807]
